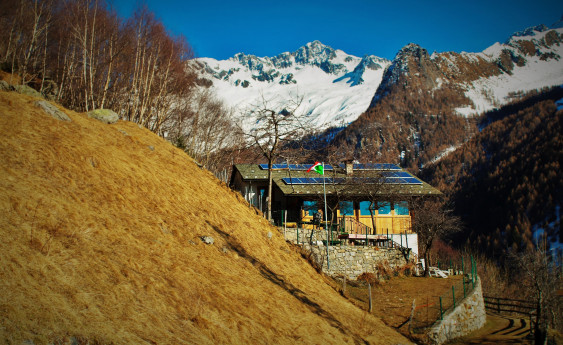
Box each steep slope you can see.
[333,25,563,169]
[421,87,563,257]
[194,41,390,129]
[0,90,410,344]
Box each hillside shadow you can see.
[208,222,370,345]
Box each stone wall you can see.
[426,277,486,345]
[283,227,329,244]
[283,227,419,257]
[301,243,412,280]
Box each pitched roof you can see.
[233,164,442,197]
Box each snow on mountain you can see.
[194,25,562,135]
[455,26,563,116]
[195,41,389,131]
[364,25,563,119]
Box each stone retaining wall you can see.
[283,227,419,257]
[301,243,411,280]
[283,227,328,243]
[426,277,486,344]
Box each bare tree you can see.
[165,88,241,171]
[0,0,199,137]
[0,0,54,87]
[510,239,562,345]
[410,198,462,276]
[237,93,307,220]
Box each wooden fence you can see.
[483,295,536,316]
[484,295,536,335]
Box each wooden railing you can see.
[483,295,536,316]
[340,216,372,235]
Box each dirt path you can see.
[446,311,533,345]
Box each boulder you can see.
[0,80,11,92]
[34,100,71,122]
[87,109,119,124]
[200,236,214,245]
[13,84,42,98]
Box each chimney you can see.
[345,162,353,175]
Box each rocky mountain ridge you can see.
[194,41,390,129]
[370,26,563,115]
[330,24,563,170]
[194,24,562,137]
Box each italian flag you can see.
[307,161,324,175]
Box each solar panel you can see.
[381,171,412,178]
[359,163,401,170]
[282,177,339,185]
[259,163,334,170]
[337,163,401,170]
[283,175,422,186]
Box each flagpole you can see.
[323,162,329,270]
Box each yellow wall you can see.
[357,214,411,234]
[299,209,412,234]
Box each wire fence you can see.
[335,255,480,334]
[411,274,476,331]
[410,256,479,332]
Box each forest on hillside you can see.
[329,46,477,170]
[422,87,563,258]
[0,0,240,174]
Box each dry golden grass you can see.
[0,91,411,344]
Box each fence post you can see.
[463,278,466,298]
[471,256,475,289]
[439,297,443,320]
[452,286,456,309]
[368,283,372,313]
[297,227,299,245]
[405,233,409,260]
[461,256,464,274]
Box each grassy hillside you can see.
[0,90,410,344]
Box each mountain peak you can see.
[306,40,329,49]
[509,24,550,40]
[396,43,429,59]
[294,40,337,64]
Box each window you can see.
[339,201,354,216]
[303,200,318,216]
[378,201,391,215]
[394,201,409,215]
[359,201,373,216]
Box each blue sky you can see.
[111,0,562,60]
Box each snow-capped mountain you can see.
[195,24,562,135]
[459,25,563,115]
[333,23,563,168]
[194,41,390,130]
[369,25,563,117]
